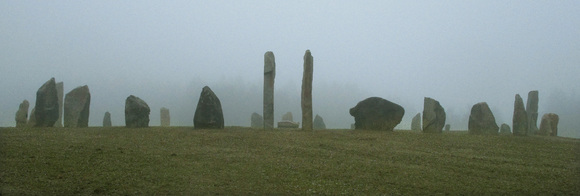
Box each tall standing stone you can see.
[301,50,314,130]
[526,90,539,135]
[263,51,276,129]
[251,112,263,128]
[500,123,511,135]
[55,82,63,127]
[468,102,499,135]
[313,114,326,130]
[15,100,30,128]
[160,107,170,127]
[103,112,112,127]
[125,95,150,128]
[34,78,59,127]
[422,97,446,133]
[512,94,528,136]
[411,113,421,131]
[538,113,559,136]
[349,97,405,131]
[194,86,224,129]
[64,85,91,128]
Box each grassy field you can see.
[1,127,579,195]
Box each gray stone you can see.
[301,50,313,130]
[194,86,224,129]
[526,90,539,134]
[34,78,59,127]
[349,97,405,131]
[263,51,276,129]
[445,124,451,132]
[28,107,36,127]
[251,112,263,128]
[278,112,299,128]
[538,113,559,136]
[15,100,29,128]
[125,95,150,128]
[55,82,63,127]
[468,102,499,135]
[500,123,511,135]
[282,112,294,122]
[313,114,326,130]
[512,94,528,136]
[103,112,112,127]
[422,97,446,133]
[160,107,170,127]
[411,113,421,131]
[64,85,91,128]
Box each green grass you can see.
[1,127,579,195]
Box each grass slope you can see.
[1,127,579,195]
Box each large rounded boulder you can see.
[349,97,405,131]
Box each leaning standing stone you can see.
[55,82,63,127]
[538,113,559,136]
[194,86,224,129]
[512,94,528,136]
[301,50,314,130]
[411,113,421,131]
[160,107,170,127]
[500,123,511,135]
[15,100,30,128]
[313,114,326,130]
[422,97,446,133]
[263,51,276,129]
[468,102,499,135]
[64,85,91,128]
[103,112,112,127]
[34,77,59,127]
[125,95,150,128]
[349,97,405,131]
[251,112,263,128]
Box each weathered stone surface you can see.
[15,100,29,128]
[313,114,326,130]
[64,85,91,128]
[349,97,405,131]
[251,112,263,128]
[500,123,511,135]
[160,107,170,127]
[512,94,528,136]
[125,95,150,128]
[103,112,112,127]
[526,90,539,135]
[278,121,299,128]
[422,97,446,133]
[538,113,559,136]
[282,112,294,122]
[194,86,224,129]
[411,113,421,131]
[301,50,313,130]
[28,107,36,127]
[34,78,59,127]
[55,82,63,127]
[263,51,276,129]
[445,124,451,131]
[468,102,499,135]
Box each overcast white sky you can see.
[1,1,579,137]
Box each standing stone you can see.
[301,50,314,130]
[28,107,36,127]
[422,97,446,133]
[411,113,421,131]
[445,124,451,132]
[468,102,499,135]
[278,112,299,128]
[160,107,170,127]
[282,112,294,122]
[55,82,63,127]
[526,90,539,135]
[500,123,511,135]
[263,51,276,129]
[125,95,150,128]
[313,114,326,130]
[512,94,528,136]
[34,78,59,127]
[194,86,224,129]
[103,112,112,127]
[538,113,559,136]
[349,97,405,131]
[251,112,263,128]
[15,100,30,128]
[64,85,91,128]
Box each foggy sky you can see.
[1,1,579,138]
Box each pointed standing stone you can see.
[55,82,63,127]
[34,78,59,127]
[251,112,263,128]
[160,107,170,127]
[15,100,30,128]
[468,102,499,135]
[103,112,112,127]
[411,113,421,131]
[194,86,224,129]
[64,85,91,128]
[526,90,539,135]
[301,50,314,131]
[263,51,276,129]
[512,94,528,136]
[313,114,326,130]
[125,95,150,128]
[422,97,446,133]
